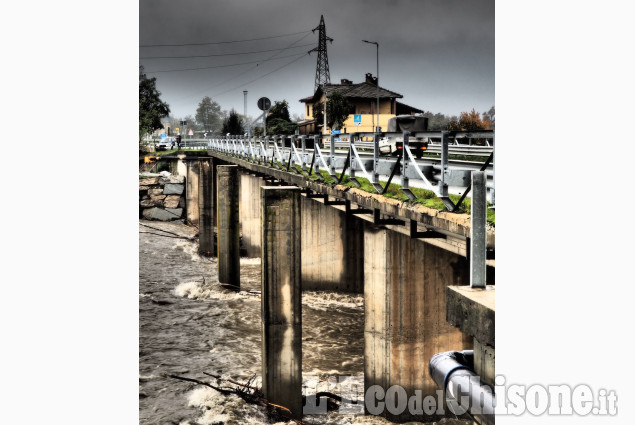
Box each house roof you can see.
[395,101,424,114]
[300,81,403,103]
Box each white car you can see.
[156,137,176,151]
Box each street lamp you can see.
[362,40,379,132]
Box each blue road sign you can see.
[354,114,362,124]
[331,130,341,134]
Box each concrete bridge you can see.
[160,150,495,422]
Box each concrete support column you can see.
[198,158,215,256]
[364,224,471,422]
[217,165,240,287]
[261,186,302,420]
[186,160,200,226]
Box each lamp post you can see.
[362,40,379,132]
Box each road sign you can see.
[331,130,341,134]
[257,97,271,111]
[188,129,194,136]
[354,114,361,126]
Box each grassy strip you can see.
[153,149,206,157]
[304,167,494,226]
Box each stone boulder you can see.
[140,199,162,208]
[164,184,185,195]
[163,195,181,209]
[165,208,183,218]
[139,177,159,186]
[159,175,185,185]
[142,207,179,221]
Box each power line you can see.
[140,43,314,60]
[168,32,314,104]
[144,52,306,74]
[209,53,310,99]
[140,29,312,48]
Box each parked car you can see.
[156,137,176,151]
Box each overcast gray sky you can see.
[140,0,494,121]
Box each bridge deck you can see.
[205,151,495,258]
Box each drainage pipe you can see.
[429,350,495,425]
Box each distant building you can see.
[298,73,422,135]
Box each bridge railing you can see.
[206,130,495,211]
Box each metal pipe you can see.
[429,350,495,425]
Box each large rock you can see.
[163,195,181,209]
[139,177,159,186]
[140,199,161,208]
[149,188,164,196]
[164,184,185,195]
[159,175,185,184]
[142,207,177,221]
[165,208,183,218]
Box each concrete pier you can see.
[217,165,240,287]
[301,197,364,292]
[261,186,302,420]
[186,160,200,226]
[364,225,472,421]
[198,158,215,256]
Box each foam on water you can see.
[302,291,364,311]
[187,387,268,425]
[173,280,248,301]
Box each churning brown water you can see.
[139,220,400,425]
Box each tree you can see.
[266,100,298,135]
[139,66,170,141]
[446,108,493,132]
[195,97,223,133]
[312,90,353,131]
[483,106,495,129]
[221,109,245,135]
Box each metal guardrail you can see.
[205,130,495,211]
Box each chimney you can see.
[340,78,352,85]
[365,73,378,85]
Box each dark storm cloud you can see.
[140,0,494,120]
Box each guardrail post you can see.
[373,132,380,185]
[439,131,449,197]
[300,135,307,173]
[329,133,336,176]
[401,131,410,190]
[312,134,320,177]
[491,133,495,207]
[349,133,358,185]
[470,171,486,288]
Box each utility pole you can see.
[243,90,249,137]
[309,15,333,135]
[363,40,379,132]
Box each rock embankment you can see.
[139,173,185,221]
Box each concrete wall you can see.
[364,224,472,422]
[301,198,364,293]
[239,172,264,257]
[236,173,365,294]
